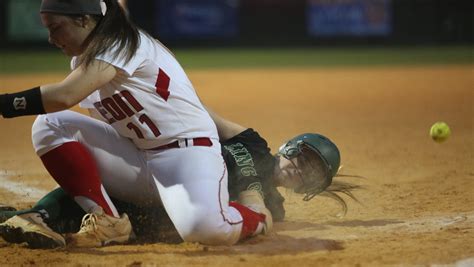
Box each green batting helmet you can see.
[278,133,341,200]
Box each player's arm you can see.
[205,107,247,141]
[222,129,275,230]
[41,61,116,112]
[0,60,116,118]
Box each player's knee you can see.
[31,112,71,156]
[179,214,239,246]
[32,114,50,148]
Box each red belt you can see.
[148,137,213,150]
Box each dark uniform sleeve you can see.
[221,128,286,221]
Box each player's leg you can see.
[0,187,171,247]
[29,110,153,247]
[0,188,82,226]
[0,188,72,248]
[0,208,17,223]
[32,111,160,209]
[149,142,267,246]
[32,113,118,218]
[0,188,85,248]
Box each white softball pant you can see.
[31,110,243,245]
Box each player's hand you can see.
[237,190,273,233]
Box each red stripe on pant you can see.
[229,201,266,240]
[39,141,116,216]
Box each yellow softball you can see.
[430,122,451,143]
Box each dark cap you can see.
[40,0,103,15]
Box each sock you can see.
[0,188,88,233]
[40,142,118,217]
[28,187,71,220]
[229,201,266,240]
[0,208,50,223]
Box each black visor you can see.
[40,0,102,15]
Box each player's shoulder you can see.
[222,128,273,160]
[223,128,268,148]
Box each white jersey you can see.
[75,31,217,149]
[33,33,248,248]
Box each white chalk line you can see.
[0,171,50,200]
[322,211,474,241]
[432,257,474,267]
[387,212,474,233]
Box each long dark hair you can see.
[320,177,362,217]
[79,0,139,68]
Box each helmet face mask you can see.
[293,145,332,199]
[278,133,340,201]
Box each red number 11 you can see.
[126,68,171,139]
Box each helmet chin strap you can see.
[278,143,312,194]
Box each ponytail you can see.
[79,0,140,68]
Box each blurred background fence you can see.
[0,0,472,49]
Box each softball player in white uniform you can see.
[0,0,266,247]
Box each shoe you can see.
[66,206,133,247]
[0,212,66,249]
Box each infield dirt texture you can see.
[0,48,472,266]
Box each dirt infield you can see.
[0,65,472,266]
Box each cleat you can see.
[0,223,25,244]
[67,206,133,248]
[0,213,65,249]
